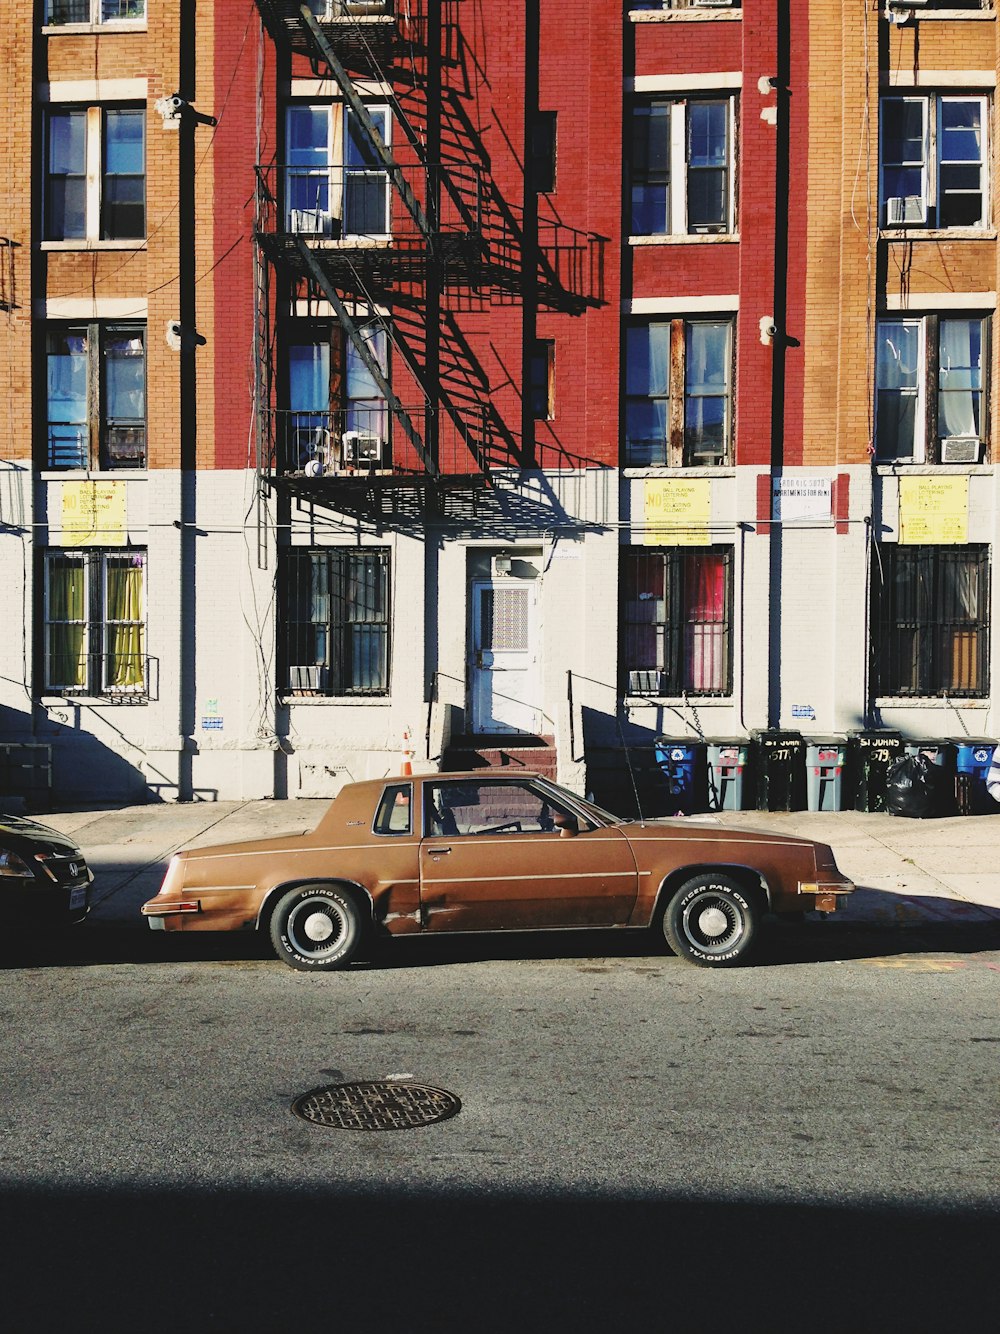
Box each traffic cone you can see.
[400,728,414,776]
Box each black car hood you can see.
[0,814,83,854]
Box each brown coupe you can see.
[141,771,853,970]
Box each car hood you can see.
[0,814,84,854]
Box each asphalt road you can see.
[1,923,998,1331]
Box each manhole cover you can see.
[291,1081,462,1131]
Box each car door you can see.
[418,777,638,932]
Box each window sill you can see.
[629,233,739,245]
[41,239,147,251]
[628,9,742,22]
[623,465,735,477]
[895,9,996,20]
[875,696,989,708]
[874,462,992,474]
[42,23,147,34]
[880,227,996,241]
[624,694,733,706]
[40,694,148,707]
[280,694,391,706]
[39,469,147,480]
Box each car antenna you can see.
[616,709,645,827]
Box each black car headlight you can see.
[0,849,37,879]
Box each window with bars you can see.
[44,106,145,242]
[872,544,989,698]
[45,323,146,469]
[622,547,732,696]
[42,549,146,697]
[281,548,390,696]
[624,319,733,466]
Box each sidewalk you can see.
[24,796,1000,930]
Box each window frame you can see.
[528,338,555,420]
[872,543,990,699]
[624,317,734,467]
[43,104,146,244]
[629,95,736,238]
[44,321,147,471]
[621,546,734,698]
[44,0,146,28]
[284,102,392,238]
[280,547,392,698]
[879,93,989,231]
[41,548,147,699]
[874,313,989,464]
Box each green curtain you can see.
[107,560,144,689]
[48,559,87,689]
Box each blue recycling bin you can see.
[952,739,996,815]
[653,738,704,815]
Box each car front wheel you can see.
[662,873,758,967]
[269,885,365,971]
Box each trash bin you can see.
[751,730,805,811]
[705,739,749,812]
[847,729,902,812]
[652,739,705,815]
[806,737,846,812]
[952,739,996,816]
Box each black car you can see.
[0,815,92,928]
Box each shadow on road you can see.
[3,916,1000,972]
[1,1183,997,1330]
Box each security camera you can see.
[759,316,778,345]
[154,93,188,125]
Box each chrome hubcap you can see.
[697,905,730,938]
[303,911,335,943]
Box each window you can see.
[875,315,987,463]
[285,104,391,237]
[529,112,557,193]
[872,544,989,698]
[44,106,145,242]
[42,550,146,697]
[622,547,732,696]
[374,782,412,835]
[624,319,733,466]
[424,778,588,838]
[45,0,145,25]
[46,323,146,469]
[282,548,390,695]
[283,322,388,473]
[630,98,734,236]
[528,339,555,419]
[880,95,988,230]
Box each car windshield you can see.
[532,778,624,828]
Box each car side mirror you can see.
[553,812,579,838]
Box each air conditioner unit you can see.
[886,196,924,226]
[339,0,392,13]
[628,670,668,696]
[693,0,734,8]
[940,437,981,464]
[288,208,336,236]
[288,665,322,692]
[341,429,386,467]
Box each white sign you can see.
[771,476,832,523]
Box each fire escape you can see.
[251,0,492,520]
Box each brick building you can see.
[2,0,999,808]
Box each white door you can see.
[470,579,542,734]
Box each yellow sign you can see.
[898,476,968,545]
[643,478,711,546]
[61,481,127,547]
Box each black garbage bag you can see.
[885,754,949,818]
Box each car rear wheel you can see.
[662,873,758,967]
[269,885,365,971]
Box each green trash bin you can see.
[705,739,749,812]
[806,737,846,812]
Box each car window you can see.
[373,782,413,835]
[425,779,564,837]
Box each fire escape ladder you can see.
[298,8,431,244]
[292,235,438,478]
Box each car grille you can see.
[43,852,89,885]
